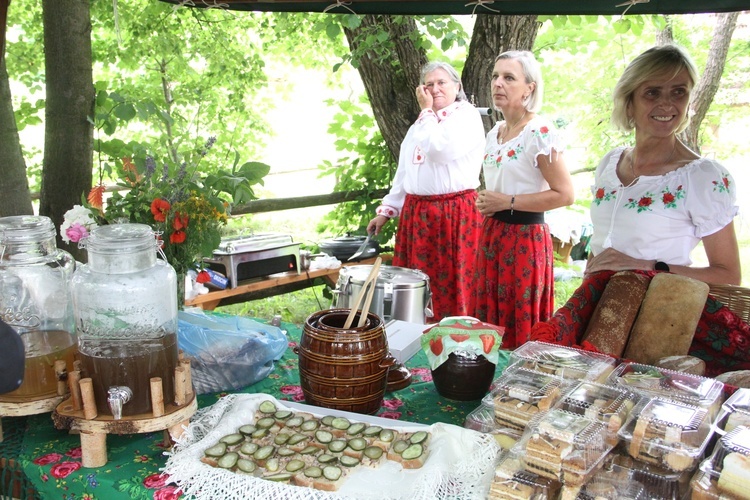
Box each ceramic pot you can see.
[431,352,496,401]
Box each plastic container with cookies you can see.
[589,452,692,500]
[519,408,614,486]
[483,367,573,432]
[690,425,750,500]
[463,403,524,451]
[553,380,640,446]
[606,362,724,417]
[714,388,750,433]
[507,341,617,383]
[618,396,714,473]
[488,448,561,500]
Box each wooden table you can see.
[185,255,390,310]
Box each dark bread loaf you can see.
[581,271,650,357]
[623,273,709,365]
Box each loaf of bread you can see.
[623,273,709,365]
[581,271,650,357]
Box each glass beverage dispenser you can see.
[72,223,179,418]
[0,215,76,401]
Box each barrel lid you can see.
[341,265,429,288]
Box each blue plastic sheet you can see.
[178,310,288,395]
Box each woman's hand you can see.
[585,247,653,275]
[416,85,433,111]
[366,215,389,236]
[476,190,508,216]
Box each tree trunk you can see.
[0,57,34,216]
[343,15,428,163]
[681,12,739,153]
[462,14,539,132]
[40,0,94,259]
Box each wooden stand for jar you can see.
[0,360,69,442]
[53,357,197,468]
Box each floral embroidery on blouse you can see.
[592,187,618,205]
[713,174,731,193]
[661,184,684,209]
[625,192,656,212]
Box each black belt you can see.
[491,210,545,225]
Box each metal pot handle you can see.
[424,277,434,318]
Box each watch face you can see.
[655,261,670,272]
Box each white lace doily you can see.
[162,394,500,499]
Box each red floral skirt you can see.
[474,218,554,350]
[530,270,750,377]
[392,190,482,322]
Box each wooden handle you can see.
[343,256,382,329]
[358,257,382,327]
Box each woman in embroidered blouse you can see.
[366,61,485,321]
[585,44,741,285]
[474,50,575,350]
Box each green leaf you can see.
[114,103,137,121]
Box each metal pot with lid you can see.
[318,234,379,262]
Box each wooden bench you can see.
[185,255,390,311]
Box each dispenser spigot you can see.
[107,386,133,420]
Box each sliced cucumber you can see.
[363,425,382,438]
[274,410,293,421]
[285,416,304,428]
[363,446,384,460]
[300,419,320,432]
[258,400,277,414]
[220,433,245,446]
[317,453,337,464]
[204,442,227,458]
[239,442,259,456]
[274,433,291,445]
[347,437,367,451]
[287,433,308,446]
[378,429,395,443]
[346,423,366,436]
[238,424,257,436]
[265,457,280,472]
[323,465,342,481]
[331,417,351,430]
[327,439,347,453]
[285,459,306,472]
[236,458,257,474]
[265,472,292,482]
[253,445,275,461]
[315,430,333,444]
[401,443,423,461]
[299,445,319,455]
[256,417,276,429]
[277,447,295,457]
[217,452,239,469]
[409,431,429,445]
[339,455,360,467]
[392,440,410,454]
[321,415,335,427]
[251,428,269,440]
[304,466,323,478]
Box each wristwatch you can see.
[654,261,670,272]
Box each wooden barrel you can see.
[296,309,391,415]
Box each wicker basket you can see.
[552,236,574,263]
[708,283,750,323]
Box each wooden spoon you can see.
[342,256,382,329]
[357,257,382,327]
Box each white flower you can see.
[60,205,99,244]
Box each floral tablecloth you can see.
[1,319,510,500]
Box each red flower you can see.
[143,473,169,489]
[637,196,652,208]
[33,453,63,466]
[724,177,730,188]
[540,126,549,134]
[507,149,516,157]
[65,447,82,459]
[595,188,605,200]
[153,485,182,500]
[50,461,81,479]
[151,199,171,223]
[170,230,186,244]
[172,212,189,231]
[196,271,211,284]
[662,192,675,204]
[87,184,106,211]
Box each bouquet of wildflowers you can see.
[62,137,270,278]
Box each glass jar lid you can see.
[0,215,56,244]
[82,223,158,255]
